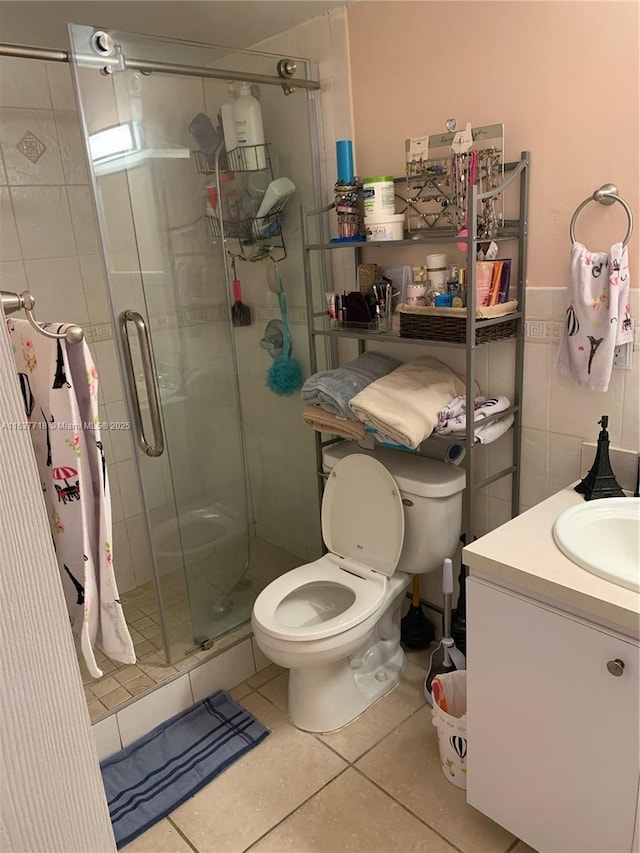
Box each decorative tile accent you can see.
[15,130,46,163]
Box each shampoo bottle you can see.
[220,82,239,154]
[234,82,266,170]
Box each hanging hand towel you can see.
[7,318,135,678]
[555,242,633,392]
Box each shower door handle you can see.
[118,309,165,458]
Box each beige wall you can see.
[345,0,639,546]
[347,0,638,288]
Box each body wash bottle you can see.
[220,82,239,154]
[234,83,266,170]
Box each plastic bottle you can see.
[220,82,239,154]
[234,83,266,170]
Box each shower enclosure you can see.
[62,25,323,675]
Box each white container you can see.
[234,82,266,170]
[220,82,239,153]
[431,670,467,790]
[254,177,296,236]
[363,176,395,217]
[364,213,404,242]
[405,284,426,305]
[426,252,448,291]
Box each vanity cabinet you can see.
[467,575,640,853]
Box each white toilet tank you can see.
[323,443,465,574]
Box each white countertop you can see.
[463,486,640,636]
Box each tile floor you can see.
[123,649,537,853]
[81,537,302,719]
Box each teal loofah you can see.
[266,288,303,396]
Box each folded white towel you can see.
[475,412,514,444]
[348,357,466,449]
[437,395,511,435]
[436,395,487,432]
[555,242,633,392]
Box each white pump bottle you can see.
[234,82,266,170]
[220,81,239,154]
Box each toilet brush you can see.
[424,558,466,705]
[400,575,434,649]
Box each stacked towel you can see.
[476,412,514,444]
[436,395,511,435]
[348,357,466,449]
[303,404,365,440]
[301,352,400,419]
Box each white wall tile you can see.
[67,185,100,255]
[117,672,194,748]
[189,639,256,703]
[0,108,64,186]
[92,714,121,762]
[115,459,143,518]
[522,343,551,431]
[11,185,76,259]
[92,340,125,404]
[0,186,21,261]
[0,57,51,109]
[0,154,6,185]
[23,256,89,326]
[621,358,640,452]
[79,253,111,325]
[0,260,27,294]
[46,62,77,111]
[548,432,583,495]
[54,110,89,185]
[525,287,553,318]
[549,361,626,444]
[487,496,512,532]
[104,401,133,463]
[125,513,154,586]
[520,427,549,507]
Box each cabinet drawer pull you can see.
[606,659,625,677]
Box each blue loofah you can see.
[266,356,303,395]
[266,286,303,396]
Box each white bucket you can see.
[431,670,467,789]
[364,213,405,242]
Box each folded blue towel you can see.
[301,352,400,419]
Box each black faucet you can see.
[575,416,625,500]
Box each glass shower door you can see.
[68,24,251,657]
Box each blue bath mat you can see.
[101,690,270,848]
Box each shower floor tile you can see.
[78,536,301,718]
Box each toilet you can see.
[251,443,466,732]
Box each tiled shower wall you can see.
[0,56,150,593]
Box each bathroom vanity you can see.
[464,487,640,853]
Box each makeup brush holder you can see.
[334,180,362,240]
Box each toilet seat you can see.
[253,554,388,641]
[253,455,405,643]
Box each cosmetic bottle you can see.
[234,83,266,169]
[220,82,239,154]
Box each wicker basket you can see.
[398,300,519,344]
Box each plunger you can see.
[401,575,434,649]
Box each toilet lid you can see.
[322,454,404,578]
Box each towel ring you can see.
[569,183,633,248]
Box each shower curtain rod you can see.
[0,41,321,90]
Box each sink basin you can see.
[553,497,640,592]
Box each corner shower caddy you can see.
[193,142,287,262]
[301,150,530,599]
